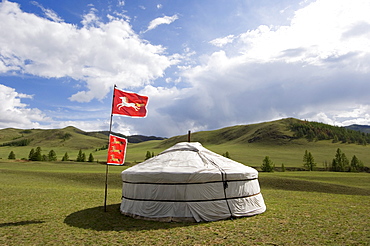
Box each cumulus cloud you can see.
[0,1,177,102]
[1,0,370,137]
[119,85,191,136]
[0,84,49,129]
[235,0,370,66]
[163,0,370,133]
[107,0,370,137]
[146,14,178,32]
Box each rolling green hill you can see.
[0,126,107,149]
[1,118,369,170]
[156,118,297,148]
[158,117,370,148]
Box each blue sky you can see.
[1,0,370,137]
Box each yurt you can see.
[120,142,266,222]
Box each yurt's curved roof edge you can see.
[122,142,257,174]
[158,142,203,155]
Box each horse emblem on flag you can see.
[117,96,140,111]
[112,88,148,117]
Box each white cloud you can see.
[0,1,177,103]
[48,119,114,133]
[31,1,64,22]
[1,0,370,137]
[169,0,370,133]
[300,105,370,127]
[81,8,100,27]
[146,14,178,32]
[0,84,49,129]
[209,35,235,47]
[235,0,370,66]
[102,85,200,137]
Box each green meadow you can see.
[1,119,370,245]
[1,161,369,245]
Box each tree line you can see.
[1,138,32,147]
[289,120,370,145]
[261,148,365,172]
[8,147,95,162]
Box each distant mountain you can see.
[345,124,370,134]
[91,130,166,143]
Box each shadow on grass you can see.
[259,177,370,196]
[64,203,197,231]
[0,220,45,228]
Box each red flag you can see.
[107,134,127,165]
[112,88,148,117]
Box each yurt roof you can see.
[122,142,258,183]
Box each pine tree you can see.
[145,151,152,160]
[48,150,57,161]
[261,156,274,172]
[29,148,35,160]
[331,148,349,171]
[88,153,94,162]
[30,147,42,161]
[76,149,84,162]
[349,155,364,172]
[8,151,15,160]
[303,150,316,171]
[62,152,69,161]
[303,150,308,163]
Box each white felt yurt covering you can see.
[120,142,266,222]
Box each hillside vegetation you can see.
[157,118,370,147]
[0,126,106,149]
[0,126,164,149]
[1,118,370,170]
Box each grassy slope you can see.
[0,161,369,245]
[0,126,107,161]
[1,118,370,169]
[126,118,370,169]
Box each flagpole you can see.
[104,84,116,212]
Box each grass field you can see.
[1,161,369,245]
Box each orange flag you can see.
[107,134,127,165]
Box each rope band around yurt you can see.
[122,192,261,203]
[122,177,257,185]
